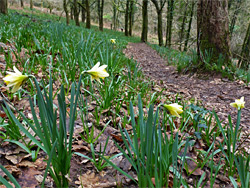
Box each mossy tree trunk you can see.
[97,0,104,31]
[0,0,8,14]
[81,0,86,23]
[239,22,250,69]
[63,0,70,25]
[165,0,175,47]
[141,0,148,42]
[197,0,231,65]
[70,4,74,20]
[128,0,134,36]
[30,0,33,10]
[178,0,189,50]
[73,0,80,26]
[228,0,233,9]
[112,0,117,30]
[157,10,163,46]
[20,0,24,8]
[86,0,91,28]
[184,0,195,51]
[151,0,167,46]
[229,0,242,36]
[125,0,130,36]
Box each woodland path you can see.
[124,43,250,151]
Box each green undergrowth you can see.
[0,9,249,188]
[150,43,250,84]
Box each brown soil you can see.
[124,42,250,151]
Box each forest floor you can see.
[1,9,250,186]
[124,42,250,152]
[0,41,249,188]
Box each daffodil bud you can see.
[163,103,183,118]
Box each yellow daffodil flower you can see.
[3,66,29,93]
[110,39,116,44]
[230,97,245,110]
[86,62,109,83]
[163,103,183,118]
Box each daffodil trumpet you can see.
[3,66,31,93]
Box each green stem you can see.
[233,109,241,153]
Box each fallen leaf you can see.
[17,160,37,168]
[34,158,47,170]
[4,165,21,177]
[75,171,99,187]
[16,167,42,188]
[5,153,27,165]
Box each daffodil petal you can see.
[11,82,22,93]
[13,66,22,75]
[5,82,16,87]
[92,62,100,70]
[96,78,101,83]
[96,72,109,77]
[230,103,237,108]
[6,71,17,75]
[4,75,19,82]
[170,110,180,117]
[99,65,107,70]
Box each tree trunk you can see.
[178,0,189,50]
[63,0,70,25]
[141,0,148,42]
[70,5,74,19]
[197,0,230,65]
[97,0,104,31]
[30,0,33,10]
[73,0,80,26]
[49,4,52,14]
[113,0,117,30]
[86,0,91,28]
[239,22,250,69]
[0,0,8,14]
[157,10,163,46]
[129,0,134,36]
[125,0,129,36]
[184,0,195,51]
[20,0,24,7]
[151,0,167,46]
[113,3,116,30]
[82,0,86,23]
[165,0,174,47]
[229,0,242,36]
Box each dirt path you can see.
[124,42,250,149]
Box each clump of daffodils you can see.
[110,39,116,44]
[230,97,245,110]
[85,62,109,83]
[3,66,29,93]
[163,103,183,118]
